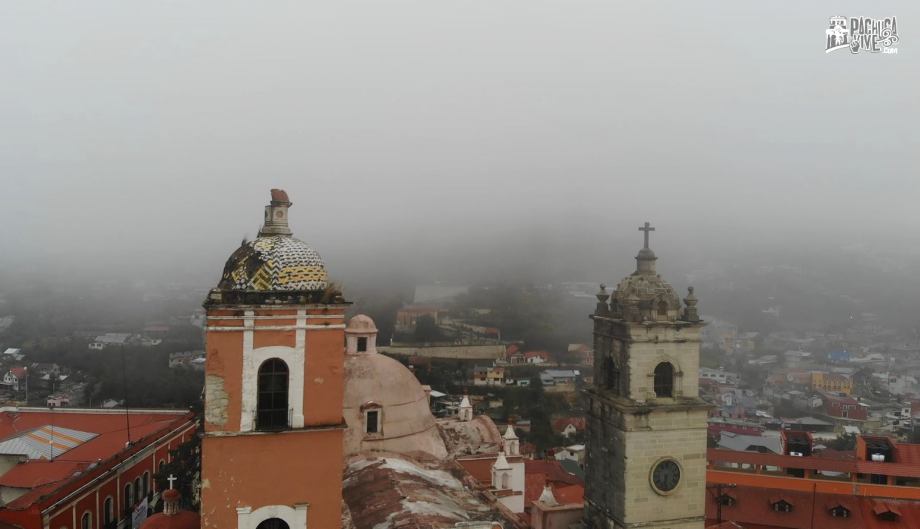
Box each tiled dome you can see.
[215,189,329,292]
[217,235,328,292]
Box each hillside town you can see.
[0,190,918,529]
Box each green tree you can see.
[414,315,443,343]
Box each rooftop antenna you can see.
[120,349,132,447]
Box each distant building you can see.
[748,354,778,366]
[1,367,27,392]
[717,431,782,454]
[811,371,854,395]
[524,351,551,365]
[1,348,23,361]
[395,305,444,331]
[46,394,70,407]
[819,391,869,422]
[699,367,740,386]
[541,369,579,384]
[472,365,505,386]
[554,444,586,466]
[566,344,593,365]
[553,417,586,439]
[90,332,131,349]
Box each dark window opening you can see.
[657,300,669,316]
[357,337,368,352]
[772,500,793,513]
[654,362,674,398]
[366,409,380,434]
[81,512,91,529]
[256,519,291,529]
[257,358,290,430]
[124,484,133,514]
[830,505,850,518]
[604,356,620,393]
[717,494,736,507]
[104,497,113,525]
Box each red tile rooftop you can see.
[0,407,194,511]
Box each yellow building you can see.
[811,371,853,395]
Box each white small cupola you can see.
[346,315,378,354]
[491,450,512,490]
[503,424,520,456]
[458,394,473,421]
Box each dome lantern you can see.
[259,188,293,237]
[211,189,330,300]
[346,315,379,354]
[608,222,682,323]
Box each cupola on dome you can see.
[597,222,700,323]
[216,189,328,292]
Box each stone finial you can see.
[683,286,700,322]
[595,284,610,315]
[537,483,559,506]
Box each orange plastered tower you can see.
[201,189,347,529]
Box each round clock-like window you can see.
[650,458,681,494]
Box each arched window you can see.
[134,477,142,504]
[654,362,674,398]
[604,356,620,393]
[257,358,290,430]
[143,471,150,498]
[81,512,91,529]
[158,460,166,473]
[104,496,114,525]
[124,483,133,513]
[657,300,669,317]
[256,519,290,529]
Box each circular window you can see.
[650,458,681,494]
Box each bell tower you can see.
[201,190,347,529]
[584,223,710,529]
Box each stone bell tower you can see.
[584,223,709,529]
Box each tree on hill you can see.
[413,315,443,343]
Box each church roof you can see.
[343,347,447,458]
[217,235,327,292]
[343,457,509,529]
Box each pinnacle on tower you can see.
[259,188,294,237]
[635,221,658,274]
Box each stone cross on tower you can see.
[167,474,177,489]
[639,222,655,249]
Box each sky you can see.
[1,1,918,290]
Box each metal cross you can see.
[639,222,655,249]
[167,474,177,489]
